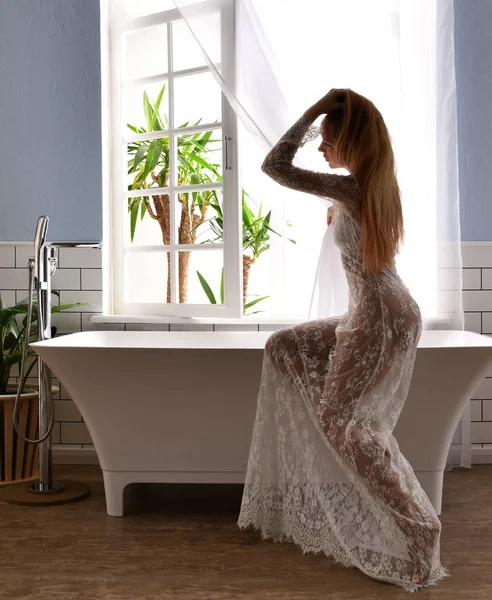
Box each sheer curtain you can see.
[172,0,468,467]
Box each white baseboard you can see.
[53,446,99,466]
[448,445,492,465]
[471,447,492,464]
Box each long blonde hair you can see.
[328,89,403,274]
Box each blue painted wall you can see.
[0,0,102,242]
[455,0,492,241]
[0,0,490,241]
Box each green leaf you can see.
[187,152,220,176]
[154,84,166,114]
[130,200,139,242]
[127,123,146,134]
[244,295,269,310]
[256,244,270,257]
[143,91,154,131]
[4,332,18,351]
[3,350,25,369]
[197,130,213,146]
[51,303,86,312]
[242,199,254,229]
[158,167,168,188]
[142,88,165,132]
[131,145,147,173]
[196,271,216,304]
[142,140,162,180]
[209,197,223,219]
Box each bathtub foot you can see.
[102,470,127,517]
[414,470,444,516]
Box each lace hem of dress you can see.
[238,515,451,594]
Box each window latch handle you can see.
[224,136,232,170]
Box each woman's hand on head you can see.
[306,89,345,120]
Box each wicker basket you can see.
[0,386,40,485]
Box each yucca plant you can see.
[196,190,295,313]
[0,292,84,395]
[128,84,295,312]
[127,84,222,303]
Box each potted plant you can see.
[0,291,83,485]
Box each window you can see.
[106,0,242,318]
[105,1,453,324]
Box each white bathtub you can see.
[32,329,492,517]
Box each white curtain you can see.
[172,0,468,468]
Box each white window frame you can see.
[105,0,242,318]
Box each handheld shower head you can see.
[34,216,49,282]
[34,215,49,248]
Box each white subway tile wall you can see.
[61,422,93,445]
[462,250,492,456]
[81,269,103,290]
[482,269,492,290]
[0,245,15,267]
[14,244,34,268]
[52,268,82,290]
[2,242,492,463]
[0,289,16,307]
[462,268,481,290]
[462,244,492,268]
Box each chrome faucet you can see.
[13,216,99,496]
[12,216,63,493]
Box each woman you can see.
[237,89,448,591]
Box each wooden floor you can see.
[0,465,491,599]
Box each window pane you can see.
[176,129,222,186]
[124,250,225,306]
[179,250,224,305]
[126,196,168,247]
[173,72,221,127]
[123,0,175,17]
[127,137,170,192]
[172,15,221,72]
[175,190,223,246]
[125,251,169,304]
[124,81,169,134]
[124,25,168,81]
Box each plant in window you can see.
[196,190,295,314]
[127,85,295,312]
[127,84,221,303]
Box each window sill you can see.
[91,314,454,330]
[91,314,306,326]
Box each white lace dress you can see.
[237,114,449,592]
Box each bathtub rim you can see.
[30,329,492,351]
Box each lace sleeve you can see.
[261,115,359,206]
